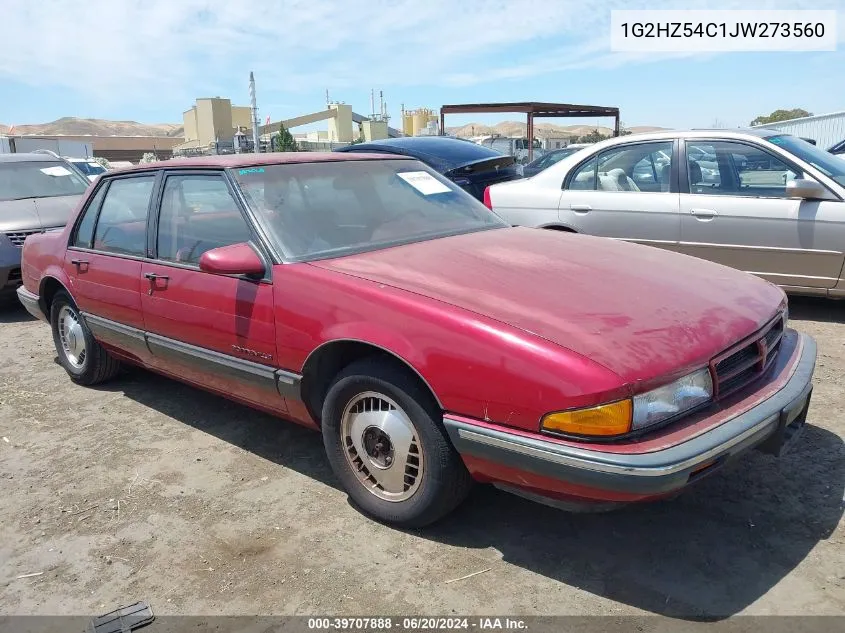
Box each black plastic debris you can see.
[89,601,154,633]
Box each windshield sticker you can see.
[239,167,265,175]
[40,166,73,177]
[397,171,451,195]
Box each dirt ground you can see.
[0,297,843,619]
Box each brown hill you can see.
[4,117,183,137]
[447,120,667,139]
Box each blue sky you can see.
[1,0,843,132]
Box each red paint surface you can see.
[313,227,786,388]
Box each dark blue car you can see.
[334,136,521,200]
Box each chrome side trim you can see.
[80,312,301,399]
[677,241,843,256]
[83,312,145,342]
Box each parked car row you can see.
[16,148,817,527]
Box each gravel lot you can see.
[0,298,843,619]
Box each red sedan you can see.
[17,153,816,527]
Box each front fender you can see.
[275,265,628,432]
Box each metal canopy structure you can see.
[439,101,621,162]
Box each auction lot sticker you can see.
[397,171,452,195]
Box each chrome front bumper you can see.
[445,331,816,498]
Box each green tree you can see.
[750,108,812,126]
[577,129,609,144]
[139,152,158,164]
[92,156,111,170]
[273,123,298,152]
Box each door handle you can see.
[144,272,169,295]
[690,208,718,219]
[70,259,88,266]
[570,204,592,213]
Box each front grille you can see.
[4,229,40,248]
[712,314,785,398]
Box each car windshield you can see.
[0,160,89,201]
[231,159,507,261]
[72,161,107,176]
[766,134,845,187]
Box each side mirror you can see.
[785,179,834,201]
[198,242,265,277]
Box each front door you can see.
[66,173,157,362]
[678,139,845,290]
[139,171,284,411]
[559,140,681,251]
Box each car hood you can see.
[0,195,81,232]
[311,227,785,384]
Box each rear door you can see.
[558,140,681,249]
[678,138,845,289]
[66,173,157,362]
[140,170,284,411]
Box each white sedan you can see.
[483,129,845,298]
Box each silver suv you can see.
[1,153,89,303]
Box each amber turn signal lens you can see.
[541,400,633,436]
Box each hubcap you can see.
[340,392,423,502]
[58,305,86,368]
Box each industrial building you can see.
[174,97,255,155]
[401,108,439,136]
[173,90,414,156]
[752,110,845,150]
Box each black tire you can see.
[50,290,121,385]
[321,357,473,528]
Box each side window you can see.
[92,176,155,256]
[632,147,673,192]
[687,141,802,197]
[595,142,673,192]
[72,183,108,248]
[686,144,721,192]
[157,175,251,265]
[568,156,598,190]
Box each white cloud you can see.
[0,0,842,113]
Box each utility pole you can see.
[370,89,375,119]
[249,71,260,154]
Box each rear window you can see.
[0,161,89,201]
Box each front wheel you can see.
[321,358,473,527]
[50,290,121,385]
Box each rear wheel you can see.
[321,358,473,527]
[50,290,120,385]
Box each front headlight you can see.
[541,368,713,437]
[632,368,713,431]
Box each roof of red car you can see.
[114,151,409,173]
